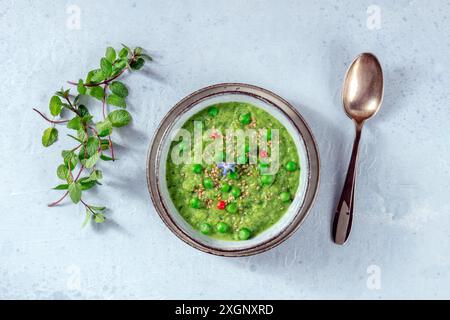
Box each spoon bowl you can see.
[342,53,384,123]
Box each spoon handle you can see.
[332,124,362,245]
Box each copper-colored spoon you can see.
[332,53,384,245]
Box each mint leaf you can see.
[86,169,103,182]
[106,94,126,108]
[62,150,78,170]
[53,184,69,190]
[130,57,145,70]
[78,105,90,117]
[77,79,87,95]
[112,59,127,75]
[67,116,82,130]
[100,58,112,78]
[96,120,112,137]
[119,47,128,59]
[42,127,58,147]
[109,81,128,98]
[89,86,104,100]
[85,70,95,83]
[100,139,110,150]
[84,151,100,168]
[79,178,97,190]
[105,47,116,63]
[82,115,93,122]
[86,136,99,156]
[82,209,91,228]
[55,90,66,99]
[121,44,131,54]
[68,182,82,204]
[49,96,62,116]
[100,154,114,161]
[78,137,98,161]
[108,109,131,127]
[77,127,87,142]
[78,147,88,161]
[94,213,105,223]
[89,69,105,83]
[78,139,98,163]
[91,206,106,211]
[57,164,69,180]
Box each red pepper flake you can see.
[217,200,226,210]
[210,130,221,139]
[259,150,268,158]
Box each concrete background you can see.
[0,0,449,299]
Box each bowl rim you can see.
[146,83,320,257]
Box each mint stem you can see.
[33,108,68,124]
[100,83,115,161]
[48,191,69,207]
[80,199,95,214]
[48,165,85,207]
[67,67,129,87]
[102,84,108,119]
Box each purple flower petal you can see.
[217,162,236,176]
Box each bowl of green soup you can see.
[147,83,319,256]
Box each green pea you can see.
[189,197,201,209]
[261,174,273,185]
[203,177,214,189]
[231,186,241,197]
[221,183,231,192]
[216,222,230,233]
[239,113,252,125]
[192,164,202,174]
[208,106,218,117]
[280,192,291,202]
[228,171,239,180]
[259,162,269,171]
[200,223,212,234]
[285,161,297,172]
[226,202,238,214]
[238,227,251,240]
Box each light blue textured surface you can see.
[0,0,449,299]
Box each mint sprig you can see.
[33,45,151,226]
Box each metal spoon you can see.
[332,52,384,245]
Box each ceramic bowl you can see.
[147,83,319,256]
